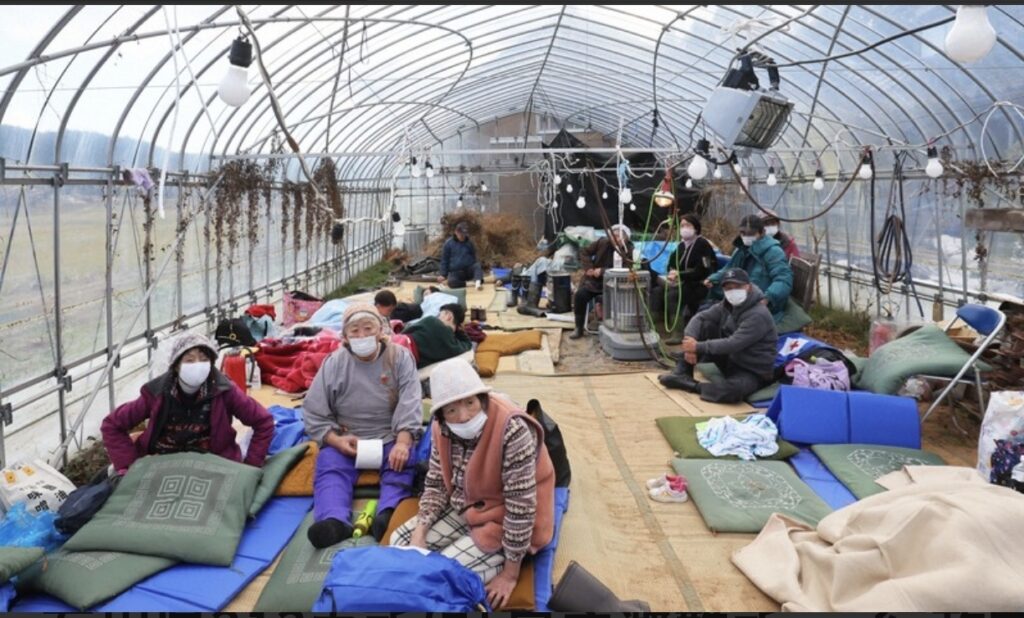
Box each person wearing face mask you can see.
[703,214,793,323]
[101,332,274,475]
[659,268,777,402]
[399,302,473,368]
[301,303,423,548]
[570,223,634,339]
[760,209,801,260]
[390,357,555,610]
[647,213,719,345]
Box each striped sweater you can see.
[418,416,538,562]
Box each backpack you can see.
[54,472,119,535]
[215,317,257,348]
[313,546,488,612]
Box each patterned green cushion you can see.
[249,443,309,517]
[64,452,262,566]
[255,512,376,611]
[812,444,946,499]
[656,414,799,460]
[0,547,43,584]
[855,324,991,394]
[18,550,174,610]
[672,459,832,533]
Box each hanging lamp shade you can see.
[653,172,674,208]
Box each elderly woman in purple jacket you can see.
[101,332,274,475]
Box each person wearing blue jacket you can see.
[438,222,484,290]
[704,214,793,323]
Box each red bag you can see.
[245,304,277,321]
[283,291,324,327]
[221,355,247,392]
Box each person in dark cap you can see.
[704,213,793,323]
[660,268,777,402]
[760,209,801,260]
[647,213,719,344]
[439,221,484,290]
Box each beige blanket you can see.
[732,477,1024,611]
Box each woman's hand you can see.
[409,524,428,549]
[485,566,519,609]
[667,269,679,283]
[388,442,410,472]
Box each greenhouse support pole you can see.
[265,192,272,303]
[960,195,968,305]
[844,191,855,313]
[105,168,117,417]
[144,194,154,363]
[175,175,184,324]
[53,164,68,467]
[934,189,945,320]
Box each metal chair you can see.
[920,303,1007,423]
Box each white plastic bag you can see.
[977,391,1024,485]
[0,459,75,514]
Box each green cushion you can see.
[696,364,780,403]
[656,414,799,460]
[812,444,946,499]
[0,547,43,584]
[776,297,813,334]
[64,452,263,566]
[18,550,174,610]
[413,285,467,307]
[250,443,310,517]
[854,324,992,394]
[254,512,376,611]
[671,459,832,533]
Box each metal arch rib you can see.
[519,5,567,155]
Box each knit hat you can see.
[679,213,702,235]
[168,332,218,370]
[610,223,631,240]
[455,221,470,234]
[341,301,385,332]
[759,208,780,224]
[738,214,765,234]
[428,357,492,415]
[720,267,751,285]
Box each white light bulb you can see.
[566,183,574,194]
[576,196,586,209]
[858,163,873,180]
[456,198,463,208]
[393,221,406,237]
[217,65,251,107]
[926,156,943,179]
[629,202,637,212]
[554,174,562,185]
[425,165,435,179]
[766,167,778,187]
[601,191,608,199]
[619,188,632,204]
[687,155,708,180]
[945,5,997,64]
[480,182,488,192]
[713,166,722,179]
[813,175,825,191]
[411,163,422,178]
[685,179,693,189]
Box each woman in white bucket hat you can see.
[389,357,555,609]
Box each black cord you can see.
[871,152,925,317]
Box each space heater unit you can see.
[598,269,660,361]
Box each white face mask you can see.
[448,411,487,440]
[741,235,757,247]
[679,227,696,240]
[178,361,211,393]
[725,289,749,306]
[764,225,779,237]
[348,336,379,358]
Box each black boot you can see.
[569,327,585,340]
[517,282,546,317]
[658,356,699,392]
[505,275,521,308]
[370,507,395,542]
[308,517,354,548]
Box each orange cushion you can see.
[275,441,380,496]
[474,331,544,378]
[379,497,535,609]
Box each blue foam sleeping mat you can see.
[534,487,570,612]
[766,386,921,448]
[12,496,312,612]
[788,448,858,510]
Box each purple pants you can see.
[313,440,416,524]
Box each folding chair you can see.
[789,252,821,311]
[920,303,1006,423]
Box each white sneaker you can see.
[475,280,483,291]
[649,484,689,503]
[645,473,683,490]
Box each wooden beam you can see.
[965,208,1024,233]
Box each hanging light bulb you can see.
[619,187,632,204]
[576,195,586,209]
[410,156,422,178]
[629,202,637,212]
[391,211,405,237]
[945,5,997,64]
[601,190,608,200]
[925,146,944,178]
[553,173,562,185]
[424,160,434,178]
[218,36,253,107]
[456,195,464,208]
[685,178,693,189]
[813,169,825,191]
[480,181,488,193]
[713,165,722,180]
[766,166,778,187]
[653,171,675,208]
[858,157,873,180]
[687,138,710,180]
[565,182,574,194]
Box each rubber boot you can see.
[568,328,585,340]
[505,279,520,308]
[663,318,685,346]
[517,282,546,318]
[658,355,699,392]
[549,560,652,612]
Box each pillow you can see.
[64,452,262,566]
[250,443,310,517]
[276,442,318,497]
[855,324,992,394]
[812,444,946,499]
[0,547,43,584]
[776,297,813,334]
[18,550,175,610]
[413,286,467,307]
[655,415,799,460]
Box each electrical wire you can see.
[871,151,925,316]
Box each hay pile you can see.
[425,210,538,268]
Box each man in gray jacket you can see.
[659,268,777,403]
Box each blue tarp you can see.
[267,405,308,456]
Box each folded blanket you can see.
[475,331,544,377]
[256,337,340,393]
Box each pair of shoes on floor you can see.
[646,473,688,503]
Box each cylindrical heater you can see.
[598,268,660,360]
[551,272,572,314]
